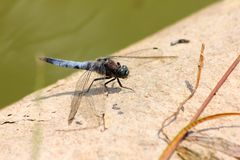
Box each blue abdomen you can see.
[40,57,93,70]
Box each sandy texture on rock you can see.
[1,0,240,159]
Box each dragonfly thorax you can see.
[115,65,129,78]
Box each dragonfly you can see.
[40,47,177,126]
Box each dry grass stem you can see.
[158,44,205,142]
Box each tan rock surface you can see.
[1,0,240,159]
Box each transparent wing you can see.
[84,74,107,130]
[68,69,92,125]
[108,47,178,70]
[109,47,178,59]
[68,65,107,129]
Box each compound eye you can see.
[117,62,120,66]
[118,65,129,78]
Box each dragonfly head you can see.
[116,65,129,78]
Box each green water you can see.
[0,0,218,108]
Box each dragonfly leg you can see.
[117,78,134,92]
[86,76,111,93]
[104,77,116,95]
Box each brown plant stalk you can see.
[160,113,240,160]
[158,44,205,141]
[159,54,240,160]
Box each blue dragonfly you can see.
[40,47,177,126]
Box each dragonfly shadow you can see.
[33,87,121,101]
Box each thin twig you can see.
[101,113,107,132]
[191,54,240,122]
[160,113,240,160]
[159,53,240,160]
[158,44,205,141]
[186,135,240,158]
